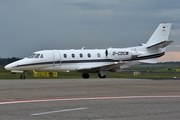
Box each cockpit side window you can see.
[40,54,43,58]
[35,54,40,58]
[27,53,36,58]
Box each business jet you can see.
[5,23,173,79]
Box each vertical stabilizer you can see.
[146,23,171,48]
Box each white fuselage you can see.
[4,45,164,72]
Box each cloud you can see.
[0,0,180,57]
[157,52,180,62]
[171,29,180,36]
[170,45,180,48]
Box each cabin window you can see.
[97,53,101,57]
[87,53,91,58]
[63,54,67,58]
[35,54,40,58]
[40,54,43,58]
[80,53,83,58]
[27,53,36,58]
[72,54,75,58]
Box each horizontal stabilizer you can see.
[147,40,173,49]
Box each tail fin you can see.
[146,23,172,48]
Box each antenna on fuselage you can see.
[81,47,85,50]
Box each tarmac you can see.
[0,78,180,120]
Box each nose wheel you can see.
[20,71,27,79]
[20,74,26,79]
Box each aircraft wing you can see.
[76,58,157,73]
[76,62,123,73]
[120,59,157,69]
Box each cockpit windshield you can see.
[27,53,44,59]
[34,54,40,58]
[27,53,36,58]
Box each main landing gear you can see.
[98,71,106,78]
[82,73,89,79]
[82,71,106,79]
[20,71,27,79]
[98,73,106,78]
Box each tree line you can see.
[0,57,21,66]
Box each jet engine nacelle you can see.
[105,48,137,60]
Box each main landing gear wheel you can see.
[98,73,106,78]
[98,71,106,78]
[82,73,89,79]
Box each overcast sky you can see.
[1,0,180,58]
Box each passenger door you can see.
[53,52,61,67]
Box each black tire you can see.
[82,73,89,79]
[98,73,106,78]
[20,75,26,79]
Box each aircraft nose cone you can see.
[4,64,12,70]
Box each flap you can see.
[76,62,122,72]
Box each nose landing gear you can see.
[20,71,27,79]
[20,74,26,79]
